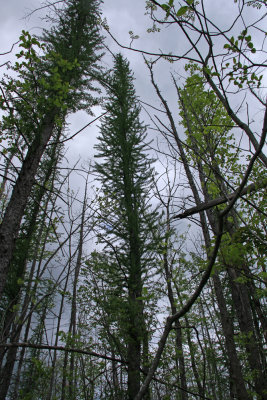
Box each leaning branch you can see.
[172,180,267,220]
[48,112,108,145]
[0,342,125,364]
[0,342,211,399]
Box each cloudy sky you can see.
[0,0,177,193]
[0,0,265,201]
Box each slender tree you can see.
[94,53,159,399]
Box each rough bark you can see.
[0,112,56,300]
[183,315,204,398]
[212,273,251,399]
[227,267,267,399]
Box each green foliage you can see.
[0,3,104,397]
[176,6,189,16]
[179,63,240,202]
[246,0,267,8]
[41,0,103,113]
[19,356,52,400]
[223,29,263,88]
[1,1,266,398]
[0,0,103,163]
[1,30,72,128]
[161,0,195,19]
[95,54,160,267]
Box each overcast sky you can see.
[0,0,266,206]
[0,0,177,190]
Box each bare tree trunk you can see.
[198,302,216,399]
[183,314,204,397]
[0,135,22,206]
[111,349,121,400]
[68,182,88,399]
[212,273,251,399]
[127,287,142,400]
[12,307,32,400]
[158,190,188,400]
[226,266,267,398]
[46,267,71,400]
[0,112,56,300]
[142,327,151,400]
[177,84,258,399]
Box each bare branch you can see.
[172,180,267,220]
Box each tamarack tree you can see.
[93,53,160,399]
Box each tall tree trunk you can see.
[160,196,188,400]
[46,267,71,400]
[127,273,142,399]
[0,112,56,300]
[0,197,54,399]
[12,308,32,400]
[183,314,204,398]
[212,272,251,399]
[0,135,22,206]
[68,182,88,399]
[142,326,151,400]
[226,266,267,398]
[178,90,255,399]
[199,154,266,398]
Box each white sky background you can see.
[0,0,266,228]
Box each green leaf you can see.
[176,6,189,16]
[161,4,169,11]
[17,278,24,286]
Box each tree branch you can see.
[172,180,267,220]
[0,341,212,399]
[0,342,125,364]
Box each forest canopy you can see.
[0,0,266,399]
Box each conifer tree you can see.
[94,53,159,399]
